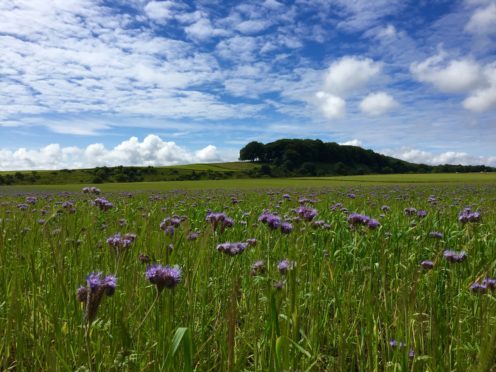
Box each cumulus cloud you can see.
[359,92,398,116]
[315,56,383,119]
[463,63,496,112]
[315,91,346,119]
[324,56,382,96]
[465,3,496,34]
[381,147,496,166]
[412,53,496,112]
[410,53,482,93]
[0,135,233,170]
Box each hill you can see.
[0,139,493,186]
[239,139,495,176]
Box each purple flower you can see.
[146,264,182,291]
[367,219,380,230]
[483,277,496,290]
[381,205,390,213]
[107,233,136,251]
[280,222,293,234]
[25,196,37,205]
[417,210,427,218]
[443,249,467,263]
[420,260,434,270]
[296,206,318,221]
[277,259,295,275]
[94,197,113,211]
[78,272,117,321]
[429,231,443,239]
[217,242,248,256]
[458,208,481,224]
[347,213,370,225]
[246,238,257,246]
[251,260,266,276]
[347,193,356,199]
[470,282,488,294]
[187,231,200,241]
[160,217,181,230]
[206,212,234,232]
[404,207,417,216]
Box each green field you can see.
[1,172,495,192]
[1,175,495,370]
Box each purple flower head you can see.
[381,205,390,213]
[482,277,496,290]
[251,260,266,276]
[26,196,37,205]
[347,193,356,199]
[103,275,117,296]
[277,259,295,275]
[443,249,467,263]
[296,206,318,221]
[429,231,443,239]
[367,219,380,230]
[347,213,370,226]
[107,233,135,251]
[246,238,257,246]
[274,280,284,290]
[206,212,234,232]
[146,264,182,291]
[458,208,481,224]
[267,214,281,229]
[282,193,291,200]
[404,207,417,216]
[330,203,343,211]
[77,286,88,302]
[217,242,248,256]
[280,221,293,234]
[87,272,104,290]
[160,217,182,230]
[420,260,434,270]
[470,282,488,294]
[94,197,113,211]
[417,210,427,218]
[187,231,200,241]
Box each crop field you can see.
[1,177,495,370]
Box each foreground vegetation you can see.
[1,178,495,370]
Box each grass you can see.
[1,176,495,370]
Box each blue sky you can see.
[0,0,495,169]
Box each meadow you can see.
[1,175,495,370]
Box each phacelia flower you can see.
[251,260,266,276]
[296,206,318,221]
[420,260,434,270]
[458,208,481,224]
[443,249,467,263]
[77,272,117,322]
[94,197,113,211]
[146,264,182,291]
[106,233,136,251]
[429,231,443,239]
[217,242,248,256]
[277,259,295,275]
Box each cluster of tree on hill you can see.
[239,139,494,176]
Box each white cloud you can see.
[465,3,496,34]
[412,53,496,112]
[339,139,362,147]
[410,53,482,93]
[144,1,175,22]
[315,91,346,119]
[463,63,496,111]
[185,16,229,41]
[0,135,234,170]
[359,92,398,116]
[324,56,382,96]
[381,147,496,166]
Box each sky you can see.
[0,0,496,170]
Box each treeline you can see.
[0,166,247,185]
[239,139,494,176]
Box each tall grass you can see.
[0,183,495,370]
